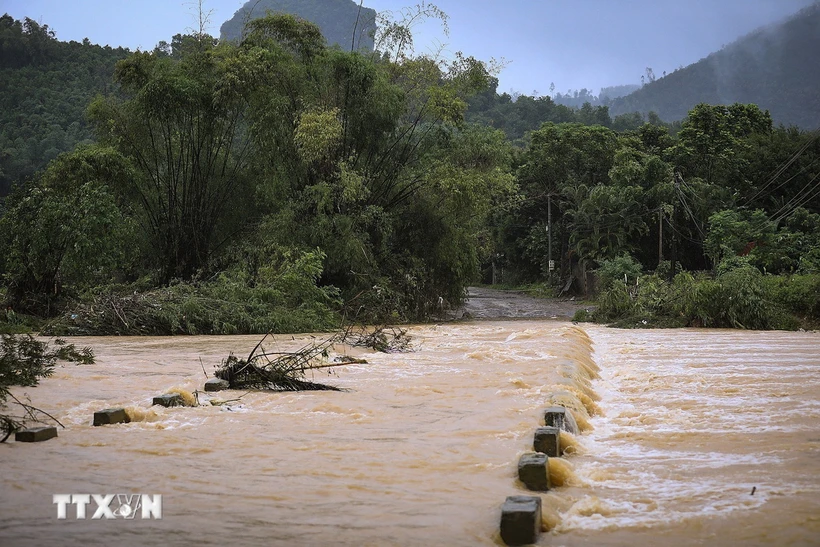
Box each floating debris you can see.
[215,333,347,392]
[342,325,413,353]
[214,326,412,392]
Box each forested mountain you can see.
[0,15,129,195]
[599,84,640,102]
[468,3,820,139]
[220,0,376,51]
[610,3,820,128]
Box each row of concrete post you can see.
[8,394,169,442]
[500,406,575,546]
[14,378,231,442]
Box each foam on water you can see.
[123,406,161,422]
[547,327,820,544]
[165,387,198,407]
[559,430,581,456]
[548,456,576,487]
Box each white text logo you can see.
[53,494,162,519]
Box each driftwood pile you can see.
[214,326,412,392]
[215,333,346,392]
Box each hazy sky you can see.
[1,0,815,95]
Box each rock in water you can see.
[152,394,183,407]
[533,426,561,457]
[544,405,579,434]
[518,452,550,491]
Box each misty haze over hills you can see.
[608,2,820,128]
[218,0,820,129]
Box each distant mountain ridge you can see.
[609,3,820,128]
[220,0,377,51]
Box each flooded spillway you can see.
[555,327,820,547]
[1,323,819,546]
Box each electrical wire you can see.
[771,170,820,223]
[744,129,820,204]
[666,219,704,245]
[675,174,706,238]
[749,157,820,205]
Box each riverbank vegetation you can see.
[580,257,820,330]
[0,5,818,334]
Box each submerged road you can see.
[460,286,591,320]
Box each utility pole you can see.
[547,195,554,276]
[658,208,664,267]
[668,175,680,282]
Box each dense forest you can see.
[220,0,377,51]
[496,104,820,328]
[0,8,510,334]
[0,15,130,196]
[0,4,818,335]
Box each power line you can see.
[744,129,820,204]
[772,170,820,223]
[676,173,706,238]
[665,216,704,245]
[750,157,820,205]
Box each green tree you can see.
[88,37,258,281]
[509,123,620,284]
[673,103,771,187]
[704,209,775,268]
[0,146,134,312]
[563,183,648,264]
[237,13,499,317]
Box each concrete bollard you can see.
[500,495,542,546]
[533,426,561,457]
[517,453,550,491]
[152,394,183,407]
[93,408,131,426]
[204,378,230,392]
[544,406,579,435]
[15,426,58,442]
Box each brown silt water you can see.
[1,319,818,546]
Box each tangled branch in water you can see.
[1,334,90,441]
[340,325,414,353]
[214,325,413,392]
[215,333,348,391]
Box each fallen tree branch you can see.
[215,332,349,391]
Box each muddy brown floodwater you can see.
[1,290,818,547]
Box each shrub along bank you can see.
[578,258,819,330]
